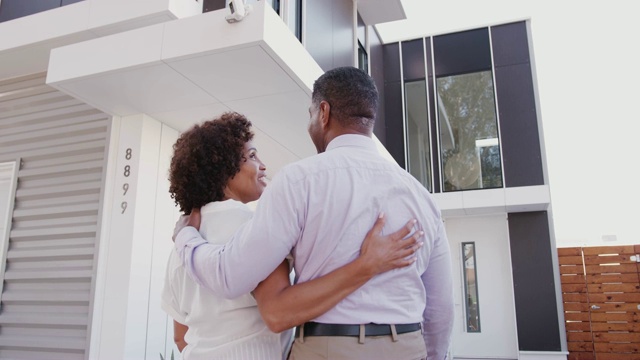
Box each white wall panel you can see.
[146,124,181,360]
[90,114,180,360]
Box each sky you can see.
[374,0,640,247]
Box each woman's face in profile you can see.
[224,140,268,204]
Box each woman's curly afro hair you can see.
[169,112,254,214]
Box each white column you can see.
[90,115,180,360]
[146,124,181,360]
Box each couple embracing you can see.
[162,67,454,360]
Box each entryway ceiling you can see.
[46,2,321,179]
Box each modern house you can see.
[0,1,566,359]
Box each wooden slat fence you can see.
[558,245,640,360]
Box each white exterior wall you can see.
[91,114,179,360]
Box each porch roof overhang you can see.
[0,0,201,80]
[357,0,406,25]
[46,1,325,178]
[434,185,552,217]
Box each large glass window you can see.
[290,0,302,42]
[437,71,503,191]
[274,0,302,42]
[404,80,431,191]
[272,0,281,14]
[358,41,369,74]
[462,242,481,332]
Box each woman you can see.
[161,112,420,359]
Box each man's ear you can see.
[319,101,331,129]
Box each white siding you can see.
[0,73,110,359]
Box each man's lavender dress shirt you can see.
[175,134,454,359]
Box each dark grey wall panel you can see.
[0,0,61,23]
[61,0,84,5]
[305,0,354,71]
[491,21,530,67]
[433,28,491,77]
[305,0,334,70]
[203,0,226,12]
[357,12,366,45]
[370,28,386,144]
[425,37,433,78]
[383,43,401,83]
[384,81,405,167]
[382,42,402,165]
[493,20,543,187]
[331,0,354,69]
[495,63,544,187]
[401,39,425,81]
[508,211,561,351]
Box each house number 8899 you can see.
[121,148,132,214]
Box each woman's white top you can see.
[162,200,290,359]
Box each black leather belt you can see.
[296,322,421,337]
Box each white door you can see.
[445,215,518,359]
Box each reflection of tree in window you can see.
[437,71,503,191]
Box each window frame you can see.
[435,70,504,192]
[0,159,19,305]
[462,241,481,333]
[403,79,433,192]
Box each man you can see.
[175,66,454,359]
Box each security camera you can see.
[225,0,253,23]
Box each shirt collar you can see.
[325,134,377,152]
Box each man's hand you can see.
[171,208,202,243]
[172,215,188,243]
[187,208,202,230]
[358,213,424,276]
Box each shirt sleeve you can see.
[421,219,455,360]
[174,170,302,299]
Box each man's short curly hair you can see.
[312,66,378,131]
[169,112,254,214]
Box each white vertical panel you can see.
[445,215,518,359]
[124,115,162,359]
[91,114,178,360]
[146,123,181,360]
[0,74,110,359]
[91,114,156,359]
